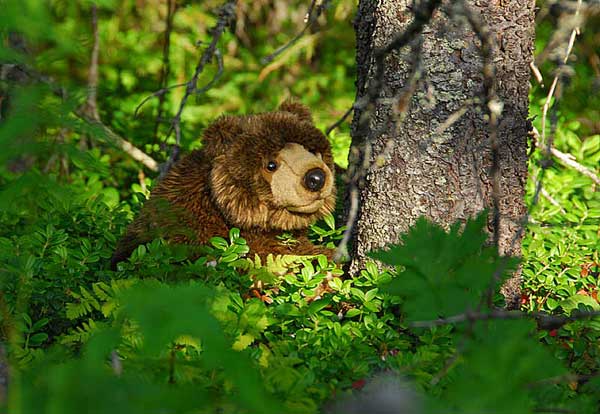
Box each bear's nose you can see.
[303,168,326,192]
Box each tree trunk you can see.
[348,0,534,307]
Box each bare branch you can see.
[77,112,159,172]
[334,0,442,263]
[80,3,100,122]
[432,100,472,137]
[161,0,236,178]
[409,309,600,329]
[261,0,330,65]
[540,187,566,213]
[153,0,177,143]
[530,61,544,88]
[195,48,224,96]
[326,105,354,136]
[532,127,600,186]
[111,351,123,376]
[540,0,583,146]
[134,82,188,118]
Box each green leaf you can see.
[365,288,379,302]
[28,332,49,346]
[370,214,518,320]
[344,308,361,318]
[559,294,600,314]
[307,297,332,315]
[232,333,255,351]
[229,228,241,242]
[31,317,49,331]
[210,236,229,251]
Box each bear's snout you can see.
[267,142,334,214]
[303,168,326,192]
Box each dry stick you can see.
[540,187,566,213]
[76,2,101,156]
[334,0,443,262]
[161,0,236,178]
[530,61,544,88]
[534,0,588,67]
[4,44,159,172]
[325,104,354,136]
[76,113,160,171]
[153,0,176,143]
[81,3,159,171]
[532,126,600,186]
[432,100,473,137]
[196,49,224,96]
[134,82,187,117]
[84,3,100,122]
[409,309,600,329]
[541,0,582,147]
[261,0,329,65]
[135,51,223,118]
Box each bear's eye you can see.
[266,161,278,172]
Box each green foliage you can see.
[522,6,600,386]
[443,320,565,414]
[372,216,592,413]
[371,214,518,319]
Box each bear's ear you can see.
[279,99,313,123]
[202,115,244,157]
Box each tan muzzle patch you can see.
[269,143,333,214]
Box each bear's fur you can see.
[110,101,336,269]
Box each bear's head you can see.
[203,100,336,231]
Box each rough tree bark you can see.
[349,0,535,307]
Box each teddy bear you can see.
[110,100,336,269]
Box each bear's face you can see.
[205,101,336,231]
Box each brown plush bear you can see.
[110,101,336,269]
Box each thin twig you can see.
[326,105,354,136]
[432,99,474,137]
[161,0,236,178]
[540,187,566,213]
[4,38,159,172]
[76,111,160,171]
[195,49,224,96]
[134,82,188,117]
[540,0,583,147]
[261,0,330,65]
[153,0,177,143]
[334,0,442,263]
[530,61,544,88]
[533,127,600,186]
[134,50,223,119]
[409,309,600,329]
[83,3,100,122]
